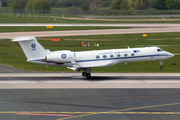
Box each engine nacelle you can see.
[45,52,74,63]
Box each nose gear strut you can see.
[158,60,164,69]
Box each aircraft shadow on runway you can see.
[0,76,180,81]
[85,76,180,81]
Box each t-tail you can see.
[12,36,51,60]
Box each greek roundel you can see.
[61,53,67,59]
[31,43,36,48]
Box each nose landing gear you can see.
[159,60,164,69]
[160,66,164,69]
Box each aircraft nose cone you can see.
[167,53,174,58]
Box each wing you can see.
[78,60,115,68]
[67,59,115,71]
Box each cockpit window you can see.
[157,49,164,52]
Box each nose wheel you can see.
[82,72,91,79]
[160,66,164,69]
[159,60,164,69]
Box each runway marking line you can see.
[56,102,180,120]
[1,111,180,115]
[14,113,73,117]
[7,111,16,113]
[1,95,180,119]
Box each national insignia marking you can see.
[61,53,67,59]
[31,43,36,48]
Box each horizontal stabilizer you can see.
[11,36,35,42]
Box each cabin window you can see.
[117,54,121,57]
[110,55,114,58]
[124,53,128,57]
[103,55,107,58]
[131,53,135,56]
[96,55,100,59]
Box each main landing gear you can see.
[82,68,92,79]
[82,72,91,79]
[159,60,164,69]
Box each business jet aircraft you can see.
[12,36,174,78]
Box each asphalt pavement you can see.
[0,89,180,120]
[1,23,180,39]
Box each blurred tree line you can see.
[26,0,51,13]
[1,0,180,12]
[7,0,51,13]
[1,0,112,8]
[110,0,180,10]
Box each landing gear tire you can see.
[160,66,164,69]
[158,61,164,69]
[86,73,91,79]
[82,72,86,77]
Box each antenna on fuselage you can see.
[127,46,130,49]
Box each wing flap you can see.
[79,60,115,68]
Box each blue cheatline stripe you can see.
[28,54,167,64]
[76,54,166,63]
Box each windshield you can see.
[157,49,164,52]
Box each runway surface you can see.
[1,23,180,39]
[1,64,180,89]
[0,67,180,120]
[0,73,180,89]
[0,89,180,120]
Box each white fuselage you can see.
[28,47,174,68]
[12,36,174,78]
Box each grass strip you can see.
[0,26,129,32]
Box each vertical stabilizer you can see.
[12,36,50,60]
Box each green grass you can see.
[0,7,9,9]
[0,32,180,72]
[0,26,129,32]
[51,8,68,10]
